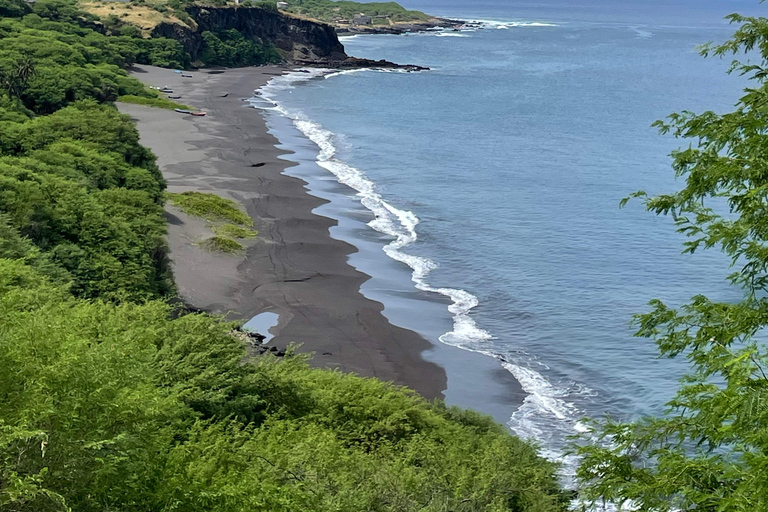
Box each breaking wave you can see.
[252,68,605,501]
[254,68,494,355]
[460,19,559,29]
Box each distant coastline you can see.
[333,17,463,35]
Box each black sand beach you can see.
[118,65,448,399]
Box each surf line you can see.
[250,69,593,487]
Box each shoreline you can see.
[118,64,447,399]
[249,67,527,425]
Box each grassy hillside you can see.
[80,0,197,35]
[281,0,431,25]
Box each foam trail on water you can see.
[253,70,612,507]
[255,68,493,359]
[324,68,369,79]
[460,19,559,29]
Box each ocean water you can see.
[251,0,761,483]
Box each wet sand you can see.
[118,64,447,399]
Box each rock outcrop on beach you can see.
[151,5,427,70]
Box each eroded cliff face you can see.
[151,6,347,64]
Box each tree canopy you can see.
[576,11,768,512]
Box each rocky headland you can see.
[146,5,448,70]
[334,17,462,36]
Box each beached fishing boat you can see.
[174,108,192,114]
[190,112,206,116]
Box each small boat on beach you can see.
[174,108,192,114]
[190,112,206,116]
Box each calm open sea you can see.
[252,0,762,481]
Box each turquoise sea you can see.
[251,0,762,481]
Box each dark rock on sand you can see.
[295,56,429,71]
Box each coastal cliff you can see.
[174,6,345,62]
[151,5,427,69]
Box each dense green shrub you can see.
[199,29,281,68]
[131,37,190,69]
[0,16,180,112]
[0,102,171,300]
[0,0,30,17]
[0,261,567,511]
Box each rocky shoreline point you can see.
[334,17,464,36]
[294,56,430,71]
[147,6,465,72]
[304,17,466,70]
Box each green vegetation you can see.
[0,101,171,300]
[0,3,568,511]
[199,29,282,67]
[200,234,244,253]
[213,222,257,239]
[284,0,431,24]
[575,12,768,511]
[31,0,768,509]
[117,93,191,110]
[0,266,567,510]
[0,0,191,113]
[78,0,283,68]
[166,191,253,225]
[167,191,255,253]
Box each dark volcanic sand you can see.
[118,65,447,399]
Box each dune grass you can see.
[199,236,244,253]
[213,223,257,239]
[118,95,192,111]
[166,192,253,226]
[167,192,255,253]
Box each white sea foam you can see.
[256,68,493,362]
[630,26,653,39]
[459,18,559,29]
[253,69,607,505]
[324,68,369,79]
[435,32,471,37]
